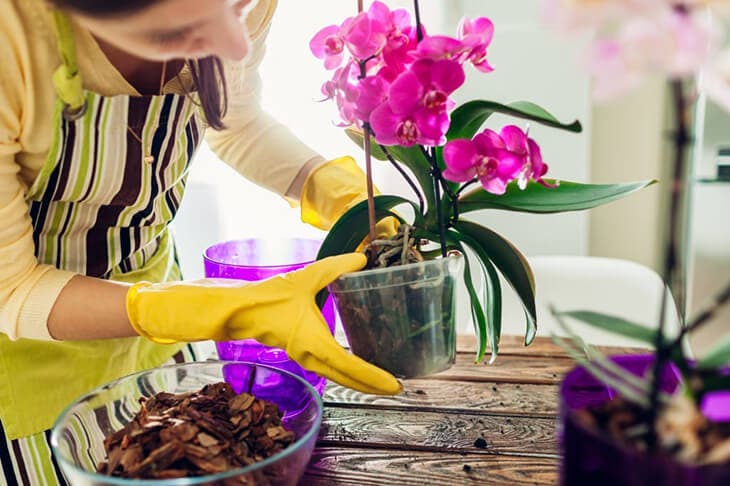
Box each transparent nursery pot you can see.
[559,354,730,485]
[203,238,337,396]
[328,255,463,379]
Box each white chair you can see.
[458,255,686,351]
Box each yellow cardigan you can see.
[0,0,323,340]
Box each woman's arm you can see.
[205,0,325,202]
[47,276,135,340]
[0,9,81,342]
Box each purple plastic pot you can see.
[559,354,730,485]
[203,238,336,396]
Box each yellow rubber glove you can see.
[300,156,399,250]
[127,253,401,395]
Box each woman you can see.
[0,0,400,482]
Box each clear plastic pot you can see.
[328,255,463,378]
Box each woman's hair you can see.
[53,0,228,129]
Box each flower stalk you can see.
[379,144,425,214]
[413,0,424,42]
[647,79,692,449]
[357,1,377,247]
[419,146,450,256]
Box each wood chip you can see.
[96,382,296,479]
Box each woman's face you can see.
[70,0,255,61]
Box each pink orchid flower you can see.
[341,11,389,61]
[310,25,346,70]
[443,126,550,194]
[443,129,525,195]
[383,23,421,71]
[320,61,360,126]
[369,59,465,146]
[354,73,390,123]
[370,105,449,146]
[499,125,550,188]
[457,17,495,73]
[363,2,420,74]
[412,16,494,72]
[390,59,465,114]
[414,35,466,62]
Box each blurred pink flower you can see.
[546,0,723,100]
[587,39,644,101]
[700,48,730,111]
[540,0,670,31]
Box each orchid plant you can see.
[541,0,730,455]
[311,0,653,364]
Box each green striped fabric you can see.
[0,90,203,452]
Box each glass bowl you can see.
[50,361,323,485]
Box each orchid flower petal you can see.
[444,139,478,171]
[389,70,423,114]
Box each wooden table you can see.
[302,335,641,485]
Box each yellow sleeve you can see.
[205,0,323,201]
[0,2,76,341]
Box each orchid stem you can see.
[647,79,691,450]
[432,165,446,257]
[419,146,447,256]
[670,280,730,350]
[354,49,377,250]
[413,0,424,42]
[379,144,425,216]
[362,122,378,247]
[457,178,479,196]
[419,146,459,223]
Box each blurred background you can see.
[171,0,728,352]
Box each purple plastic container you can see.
[559,355,730,485]
[204,238,337,395]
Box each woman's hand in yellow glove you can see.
[126,253,401,395]
[299,155,401,250]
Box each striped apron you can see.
[0,14,205,486]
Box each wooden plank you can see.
[423,352,575,385]
[457,334,649,357]
[302,447,557,485]
[318,407,558,456]
[324,380,559,417]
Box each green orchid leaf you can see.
[344,128,389,160]
[345,127,435,212]
[317,195,420,260]
[448,229,502,363]
[557,311,657,345]
[315,195,419,309]
[699,334,730,368]
[459,179,656,214]
[447,100,582,141]
[453,241,489,362]
[452,220,537,345]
